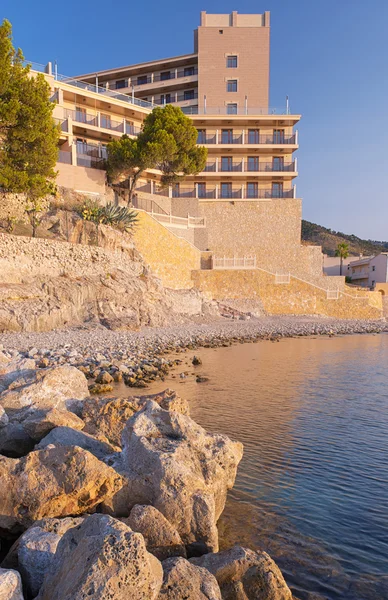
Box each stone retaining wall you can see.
[191,269,383,320]
[133,212,201,290]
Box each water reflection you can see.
[142,333,388,600]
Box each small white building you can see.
[323,255,353,276]
[348,253,388,288]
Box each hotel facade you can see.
[31,11,340,288]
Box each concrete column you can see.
[241,157,244,172]
[294,157,298,172]
[151,180,154,194]
[216,129,219,144]
[168,185,172,198]
[97,112,101,128]
[151,72,154,83]
[295,130,299,144]
[175,68,178,79]
[195,183,198,198]
[215,184,219,199]
[293,185,297,198]
[241,184,245,199]
[200,11,207,25]
[45,62,53,76]
[231,11,238,26]
[216,157,219,172]
[71,143,77,166]
[123,118,126,135]
[242,129,245,144]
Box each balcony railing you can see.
[197,132,297,145]
[63,109,141,136]
[181,106,293,116]
[64,109,98,126]
[76,154,105,169]
[136,68,198,86]
[219,189,243,199]
[202,161,296,173]
[197,134,216,144]
[220,162,243,172]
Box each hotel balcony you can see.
[131,68,198,95]
[154,91,198,106]
[197,132,297,146]
[203,160,297,175]
[61,109,142,137]
[136,181,296,200]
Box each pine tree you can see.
[106,105,207,205]
[0,19,59,235]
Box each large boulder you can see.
[36,514,163,600]
[36,426,117,459]
[191,546,293,600]
[157,557,222,599]
[0,365,89,416]
[17,527,61,598]
[0,446,122,534]
[0,568,24,600]
[1,517,85,570]
[81,390,189,448]
[81,397,142,447]
[106,401,243,553]
[125,504,186,561]
[21,408,85,441]
[0,357,36,391]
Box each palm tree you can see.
[335,242,349,276]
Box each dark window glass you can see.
[115,79,126,89]
[137,75,148,85]
[184,90,195,100]
[184,67,195,76]
[160,71,171,81]
[247,157,259,171]
[221,157,232,171]
[221,183,232,198]
[227,80,237,92]
[227,103,238,114]
[248,129,259,144]
[272,182,283,197]
[247,182,258,198]
[197,183,206,198]
[227,55,238,68]
[221,129,232,143]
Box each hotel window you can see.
[247,157,259,171]
[172,183,180,197]
[115,79,126,89]
[221,183,232,198]
[247,182,258,198]
[372,266,376,271]
[184,66,195,76]
[221,129,233,143]
[227,55,238,68]
[248,129,260,144]
[227,103,238,115]
[227,80,238,92]
[160,93,171,105]
[160,71,171,81]
[272,182,283,198]
[197,183,207,198]
[137,75,148,85]
[221,157,232,171]
[197,129,206,143]
[273,129,285,143]
[272,157,284,171]
[184,90,195,100]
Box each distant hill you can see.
[301,220,388,257]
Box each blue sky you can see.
[3,0,387,240]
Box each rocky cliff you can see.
[0,215,217,333]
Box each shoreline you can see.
[1,316,386,390]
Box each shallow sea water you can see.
[138,333,388,600]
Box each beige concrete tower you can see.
[196,11,270,113]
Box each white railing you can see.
[212,255,257,269]
[150,211,205,228]
[275,273,291,284]
[326,290,339,300]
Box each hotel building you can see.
[32,11,327,284]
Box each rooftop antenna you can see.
[286,95,290,115]
[54,60,58,81]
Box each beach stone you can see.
[21,408,85,441]
[35,514,163,600]
[125,504,186,561]
[0,406,9,428]
[88,383,113,394]
[0,568,24,600]
[95,370,114,384]
[147,389,190,416]
[191,546,293,600]
[192,356,202,366]
[157,557,222,599]
[36,426,117,459]
[0,366,89,415]
[0,446,122,533]
[108,401,243,553]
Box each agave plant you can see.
[99,203,138,233]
